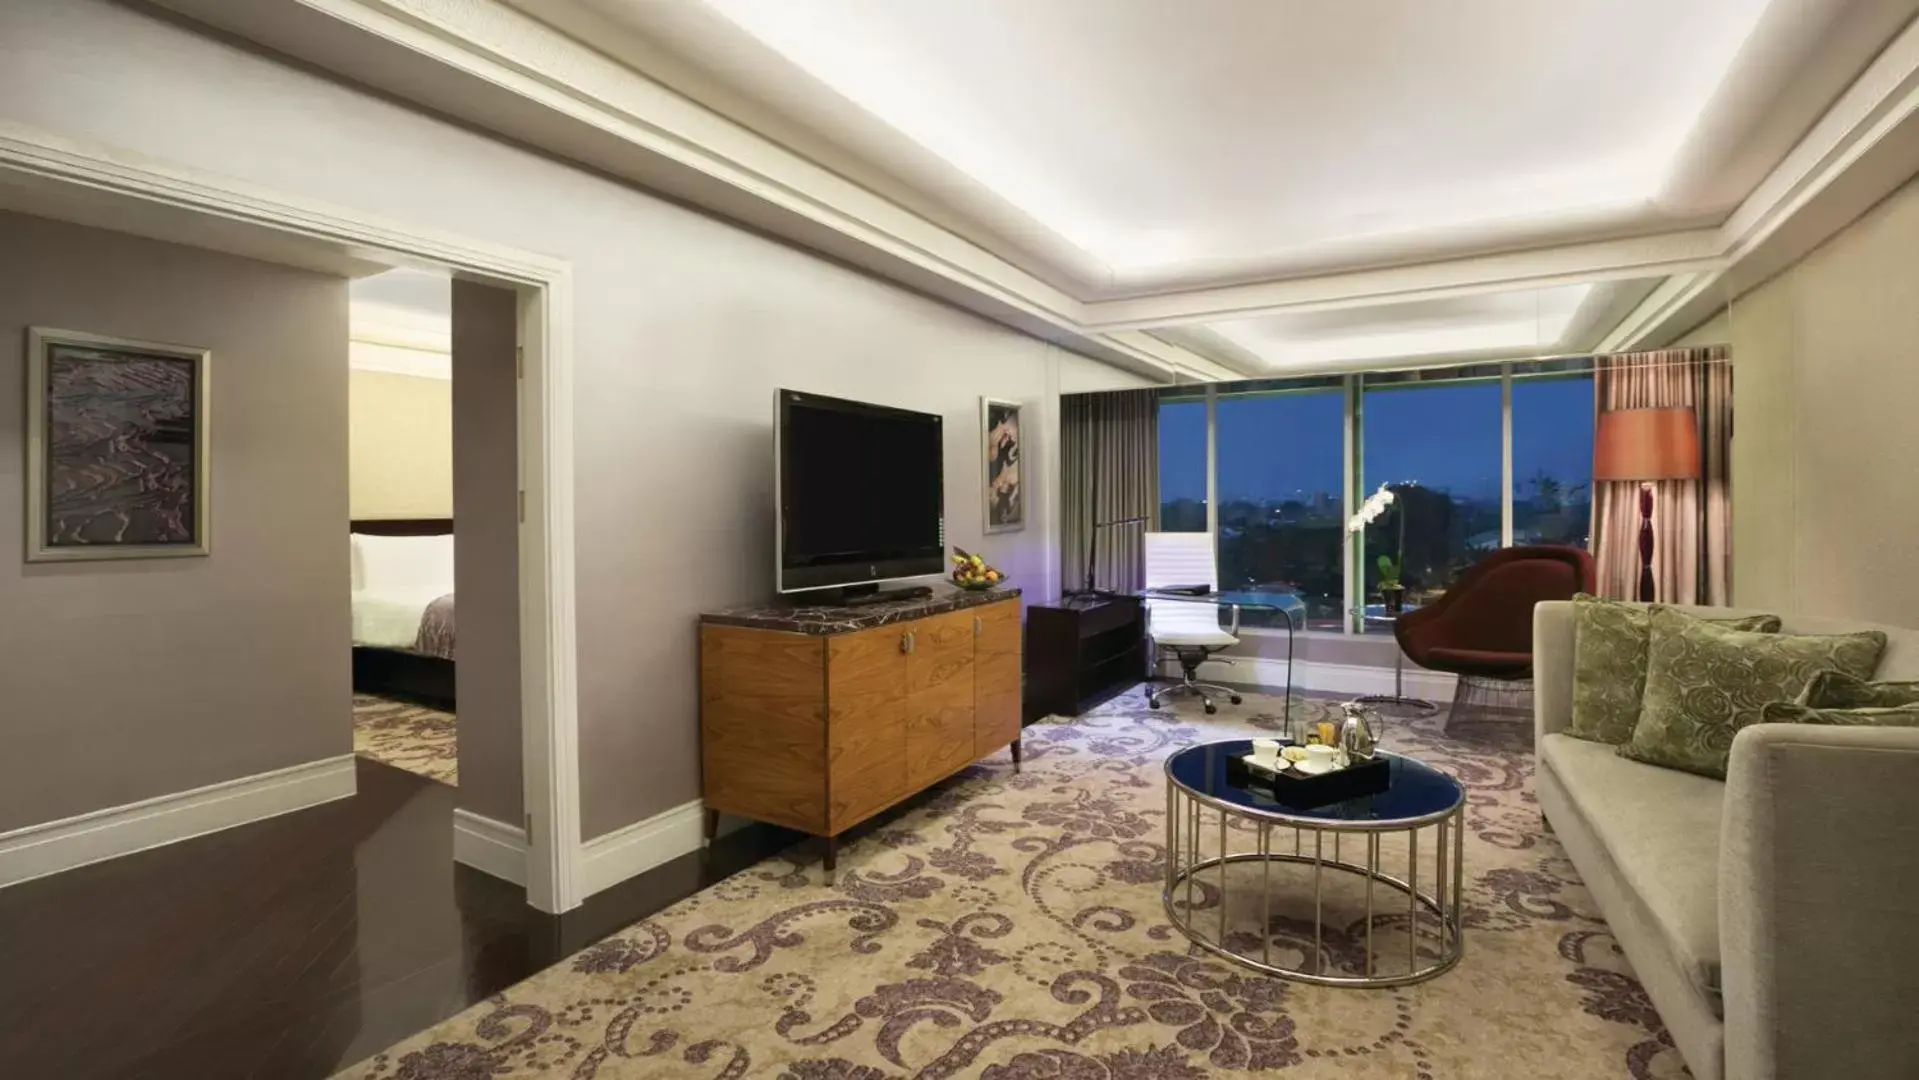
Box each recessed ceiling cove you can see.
[643,0,1793,290]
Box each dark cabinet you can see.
[1023,596,1146,720]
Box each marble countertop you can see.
[702,586,1022,635]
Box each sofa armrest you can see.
[1533,600,1576,743]
[1721,723,1919,1080]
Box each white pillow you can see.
[351,533,455,599]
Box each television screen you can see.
[778,390,944,592]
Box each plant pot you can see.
[1381,586,1406,615]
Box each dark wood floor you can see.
[0,756,803,1080]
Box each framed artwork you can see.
[982,396,1024,534]
[25,327,211,562]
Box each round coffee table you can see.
[1162,741,1465,987]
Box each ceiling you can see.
[527,0,1919,373]
[144,0,1919,380]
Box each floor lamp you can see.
[1593,407,1701,603]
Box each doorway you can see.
[0,125,583,913]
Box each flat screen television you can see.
[776,389,945,595]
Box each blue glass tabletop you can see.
[1164,740,1463,825]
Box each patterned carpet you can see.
[353,694,458,786]
[338,689,1686,1079]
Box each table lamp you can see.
[1593,407,1701,602]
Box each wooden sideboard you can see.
[699,589,1022,873]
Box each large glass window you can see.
[1157,397,1207,531]
[1214,389,1345,629]
[1359,379,1502,621]
[1512,374,1595,549]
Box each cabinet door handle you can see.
[901,631,915,654]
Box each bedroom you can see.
[348,268,458,785]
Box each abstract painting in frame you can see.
[26,327,211,562]
[982,397,1024,534]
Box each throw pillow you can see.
[1758,701,1919,728]
[1797,670,1919,709]
[1566,595,1782,745]
[1621,608,1888,778]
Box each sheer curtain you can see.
[1591,347,1733,604]
[1060,389,1159,595]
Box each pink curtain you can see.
[1590,347,1732,604]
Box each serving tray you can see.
[1229,752,1391,808]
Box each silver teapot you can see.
[1339,702,1380,761]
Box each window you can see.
[1359,378,1502,625]
[1157,397,1207,531]
[1512,374,1595,549]
[1214,389,1345,629]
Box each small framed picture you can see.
[982,397,1023,534]
[26,327,212,562]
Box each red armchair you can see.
[1395,546,1596,682]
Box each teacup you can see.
[1249,738,1281,769]
[1302,744,1340,772]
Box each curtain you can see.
[1060,389,1159,595]
[1590,346,1733,604]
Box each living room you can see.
[1,2,1917,1078]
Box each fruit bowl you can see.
[950,547,1007,592]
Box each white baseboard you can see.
[1185,656,1457,702]
[453,809,528,887]
[0,754,357,890]
[579,799,706,900]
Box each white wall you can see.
[1672,174,1919,626]
[0,0,1154,839]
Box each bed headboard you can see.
[350,518,454,536]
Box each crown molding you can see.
[153,0,1919,373]
[1611,9,1919,348]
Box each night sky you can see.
[1160,376,1594,506]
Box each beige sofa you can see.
[1534,601,1919,1080]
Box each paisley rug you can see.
[353,693,458,786]
[338,689,1686,1079]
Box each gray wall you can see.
[0,210,350,831]
[1672,174,1919,627]
[451,280,524,825]
[0,0,1151,839]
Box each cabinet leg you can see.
[702,807,719,845]
[823,834,838,880]
[1011,737,1022,773]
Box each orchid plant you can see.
[1348,483,1407,594]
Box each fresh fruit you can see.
[950,547,1007,590]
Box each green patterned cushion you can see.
[1758,701,1919,728]
[1621,608,1888,778]
[1566,595,1782,745]
[1797,670,1919,709]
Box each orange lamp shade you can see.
[1593,407,1701,481]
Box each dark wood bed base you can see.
[351,518,456,708]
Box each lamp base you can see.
[1637,485,1656,604]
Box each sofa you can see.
[1534,601,1919,1080]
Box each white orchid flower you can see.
[1345,483,1398,533]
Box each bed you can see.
[351,519,456,707]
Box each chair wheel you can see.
[1230,694,1243,705]
[1147,696,1162,709]
[1204,702,1218,715]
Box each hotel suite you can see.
[1,2,1917,1078]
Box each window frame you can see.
[1156,357,1596,637]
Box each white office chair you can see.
[1142,532,1243,715]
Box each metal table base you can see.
[1163,775,1464,987]
[1352,633,1438,716]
